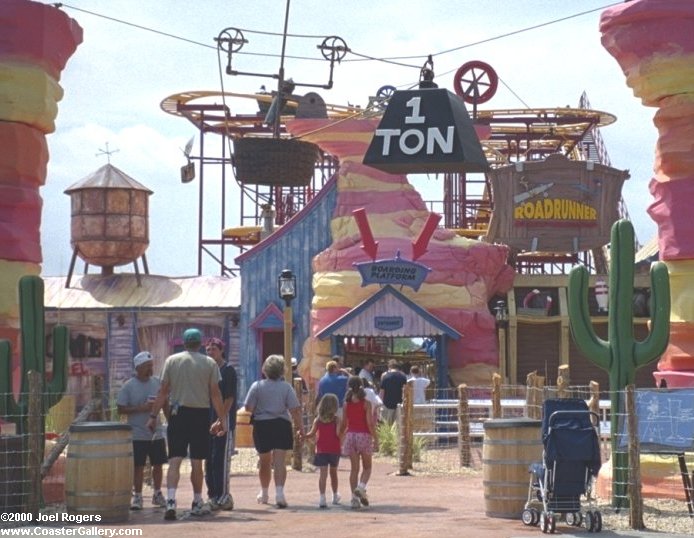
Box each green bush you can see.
[376,421,398,456]
[412,434,429,462]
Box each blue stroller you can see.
[521,398,603,533]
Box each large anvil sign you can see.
[363,88,488,174]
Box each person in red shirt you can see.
[302,394,342,508]
[340,376,376,509]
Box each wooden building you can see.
[43,274,240,406]
[498,273,657,391]
[234,176,338,396]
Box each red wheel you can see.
[453,61,498,104]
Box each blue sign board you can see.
[618,389,694,453]
[374,316,404,331]
[354,252,431,291]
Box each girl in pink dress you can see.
[303,393,342,507]
[340,376,375,509]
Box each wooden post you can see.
[491,373,502,419]
[525,371,544,419]
[626,384,644,529]
[283,303,293,383]
[458,384,471,467]
[557,365,570,398]
[292,378,303,471]
[398,383,413,475]
[27,371,42,518]
[497,322,507,382]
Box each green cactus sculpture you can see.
[0,275,69,435]
[568,219,670,507]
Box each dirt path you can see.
[119,458,529,538]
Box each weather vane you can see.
[95,142,119,164]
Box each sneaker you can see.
[217,494,234,511]
[207,498,220,511]
[332,493,341,505]
[130,494,143,510]
[152,491,166,507]
[164,499,176,521]
[319,495,327,508]
[257,492,269,504]
[275,494,288,509]
[354,487,369,507]
[191,499,211,516]
[350,496,360,510]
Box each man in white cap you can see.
[117,351,168,510]
[147,328,227,521]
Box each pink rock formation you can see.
[288,118,514,386]
[601,0,694,386]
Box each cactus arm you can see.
[0,340,21,422]
[0,276,69,431]
[568,264,610,369]
[45,325,69,409]
[634,261,670,366]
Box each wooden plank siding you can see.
[236,177,338,398]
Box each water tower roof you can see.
[64,163,153,194]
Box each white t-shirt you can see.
[358,368,374,385]
[408,376,431,404]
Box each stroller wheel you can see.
[584,510,595,532]
[540,512,549,534]
[592,511,602,533]
[548,514,556,534]
[521,509,534,526]
[566,511,582,526]
[531,508,540,526]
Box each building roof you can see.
[317,284,461,340]
[635,234,659,265]
[64,163,153,193]
[44,274,240,310]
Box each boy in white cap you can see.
[117,351,168,510]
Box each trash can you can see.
[65,422,133,523]
[235,408,254,448]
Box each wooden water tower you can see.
[64,163,152,286]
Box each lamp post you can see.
[278,269,296,382]
[494,300,509,382]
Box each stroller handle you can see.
[548,409,600,429]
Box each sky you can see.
[31,0,661,277]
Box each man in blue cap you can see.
[147,328,227,521]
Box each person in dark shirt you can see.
[204,337,237,511]
[378,360,408,424]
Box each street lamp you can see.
[278,269,296,382]
[494,300,509,381]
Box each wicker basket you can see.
[232,137,318,186]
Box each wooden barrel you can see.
[65,422,133,523]
[482,418,542,519]
[236,408,254,448]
